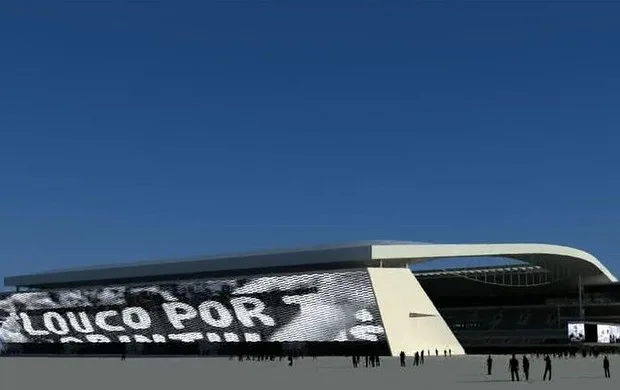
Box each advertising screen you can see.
[611,325,620,344]
[567,322,585,342]
[596,324,620,344]
[0,271,385,345]
[597,324,612,343]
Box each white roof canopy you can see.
[4,241,615,288]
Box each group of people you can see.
[399,350,427,367]
[484,352,611,381]
[350,346,454,368]
[233,351,306,366]
[504,354,549,381]
[351,355,381,367]
[117,344,618,382]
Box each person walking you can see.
[486,355,493,375]
[522,355,530,381]
[509,354,520,382]
[543,355,552,381]
[420,350,425,364]
[604,356,610,378]
[399,351,406,367]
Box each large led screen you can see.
[597,324,620,344]
[567,322,585,342]
[597,324,612,343]
[0,271,386,345]
[612,325,620,344]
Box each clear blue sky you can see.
[1,2,619,286]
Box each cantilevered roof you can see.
[3,241,616,289]
[413,264,546,277]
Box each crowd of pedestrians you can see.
[484,350,612,382]
[113,344,617,382]
[351,355,381,367]
[399,350,429,367]
[358,346,614,382]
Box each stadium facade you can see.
[1,241,619,356]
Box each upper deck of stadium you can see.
[4,241,616,289]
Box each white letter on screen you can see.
[168,332,204,342]
[86,334,112,343]
[206,333,221,342]
[43,312,70,335]
[244,333,261,342]
[122,307,152,330]
[162,302,197,330]
[95,311,124,332]
[198,301,233,328]
[223,333,240,342]
[19,313,50,336]
[134,335,153,343]
[60,337,84,343]
[66,312,94,333]
[230,297,275,327]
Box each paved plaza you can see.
[0,354,617,389]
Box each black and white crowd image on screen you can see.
[0,270,386,345]
[568,323,585,342]
[611,325,620,344]
[231,272,384,342]
[598,325,612,344]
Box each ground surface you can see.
[0,354,617,389]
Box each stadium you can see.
[1,240,619,357]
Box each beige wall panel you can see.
[368,267,465,356]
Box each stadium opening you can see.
[1,241,619,356]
